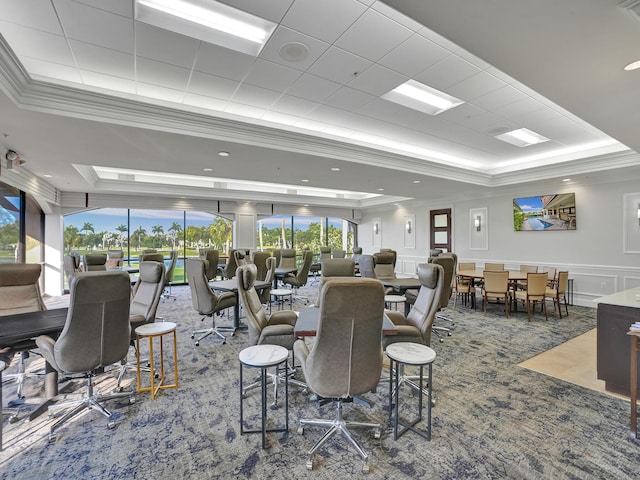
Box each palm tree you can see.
[81,222,94,250]
[168,221,182,249]
[132,226,146,251]
[151,224,164,248]
[115,224,128,248]
[64,225,79,253]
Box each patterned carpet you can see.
[2,283,640,479]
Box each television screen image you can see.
[513,193,576,231]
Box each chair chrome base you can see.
[191,314,235,346]
[298,400,380,473]
[242,363,306,407]
[2,351,44,403]
[47,374,134,442]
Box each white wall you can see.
[361,178,640,307]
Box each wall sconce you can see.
[475,215,481,232]
[373,223,379,235]
[637,207,640,226]
[405,220,412,234]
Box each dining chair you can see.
[516,264,538,290]
[482,270,510,317]
[106,250,124,269]
[281,250,313,305]
[545,271,569,318]
[278,249,297,269]
[222,249,240,279]
[513,272,548,321]
[331,249,345,258]
[542,266,557,287]
[84,253,108,271]
[309,246,331,284]
[199,249,220,281]
[251,251,270,281]
[484,262,504,271]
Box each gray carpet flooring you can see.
[2,283,640,479]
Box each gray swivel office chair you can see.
[331,249,346,258]
[251,251,270,281]
[186,258,236,346]
[233,250,247,267]
[106,250,124,269]
[278,248,297,269]
[63,253,82,289]
[116,261,166,390]
[162,250,178,300]
[35,270,134,442]
[257,256,277,305]
[294,277,385,473]
[199,249,220,281]
[428,254,456,342]
[237,264,306,406]
[309,246,331,284]
[84,253,107,271]
[282,249,313,305]
[0,264,47,407]
[139,252,164,263]
[222,249,239,279]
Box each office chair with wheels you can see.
[162,250,178,300]
[84,253,107,271]
[186,258,236,346]
[199,249,220,281]
[282,250,313,305]
[35,270,134,442]
[294,277,385,473]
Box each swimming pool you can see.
[527,218,553,230]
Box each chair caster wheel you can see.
[107,421,116,429]
[191,334,195,339]
[305,459,313,470]
[222,341,226,345]
[374,429,381,439]
[195,342,200,346]
[439,338,444,343]
[129,396,136,404]
[297,425,304,435]
[362,464,370,474]
[9,415,19,424]
[447,332,452,337]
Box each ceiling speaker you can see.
[279,42,310,62]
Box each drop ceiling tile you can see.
[415,53,481,91]
[309,104,351,124]
[187,71,238,100]
[269,94,319,116]
[433,103,485,124]
[307,46,372,85]
[358,97,403,120]
[70,40,134,79]
[378,33,449,77]
[371,1,423,31]
[0,21,74,66]
[1,0,62,34]
[335,8,413,62]
[55,0,133,53]
[80,70,136,93]
[282,0,367,44]
[243,59,302,92]
[347,64,406,96]
[471,85,529,111]
[447,71,506,102]
[493,97,545,119]
[136,82,184,103]
[231,83,281,109]
[135,22,199,69]
[216,0,295,23]
[183,92,228,112]
[193,43,255,81]
[417,27,459,53]
[325,86,376,112]
[72,0,133,18]
[20,57,82,83]
[286,74,342,102]
[137,57,190,90]
[259,26,330,72]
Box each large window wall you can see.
[256,215,356,254]
[64,208,233,284]
[0,181,43,264]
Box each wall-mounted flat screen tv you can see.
[513,193,576,231]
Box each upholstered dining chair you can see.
[186,258,236,346]
[516,264,538,290]
[282,249,313,305]
[482,270,510,317]
[84,253,107,271]
[0,263,47,404]
[542,266,557,286]
[63,253,82,289]
[162,250,178,301]
[309,246,331,283]
[233,250,247,267]
[222,249,240,280]
[455,262,477,310]
[106,250,124,269]
[427,255,456,342]
[294,277,385,473]
[484,262,504,271]
[236,263,305,406]
[199,249,220,281]
[35,270,134,442]
[357,255,376,279]
[116,261,166,390]
[331,249,345,258]
[545,271,569,318]
[372,252,396,282]
[514,272,548,321]
[316,258,356,298]
[278,248,297,269]
[251,251,270,281]
[257,256,277,305]
[139,252,164,264]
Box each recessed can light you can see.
[331,167,340,171]
[203,168,213,172]
[413,180,420,184]
[624,60,640,71]
[42,174,53,178]
[377,188,384,191]
[218,151,230,157]
[301,179,309,182]
[562,178,571,182]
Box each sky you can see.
[514,196,543,214]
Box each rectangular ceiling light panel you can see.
[135,0,276,56]
[382,79,464,115]
[495,127,550,147]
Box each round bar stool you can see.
[239,344,289,448]
[386,342,436,440]
[270,288,293,313]
[135,322,179,400]
[385,294,406,311]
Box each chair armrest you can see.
[293,338,309,364]
[386,310,408,325]
[268,310,298,327]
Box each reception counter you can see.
[594,287,640,396]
